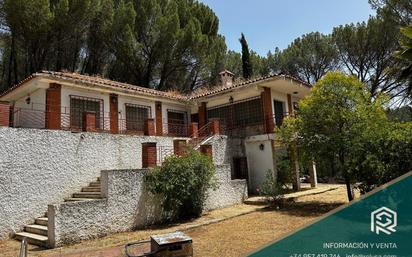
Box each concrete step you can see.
[15,232,48,247]
[35,217,48,226]
[25,224,48,236]
[89,181,100,187]
[244,196,268,206]
[72,192,102,199]
[64,197,97,202]
[82,187,101,192]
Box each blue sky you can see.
[199,0,376,56]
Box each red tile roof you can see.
[0,71,311,101]
[189,73,312,99]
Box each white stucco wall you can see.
[245,138,274,192]
[13,88,47,129]
[49,164,247,247]
[0,127,179,239]
[204,164,247,211]
[48,169,163,247]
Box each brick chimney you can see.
[219,70,234,87]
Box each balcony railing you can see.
[7,102,292,138]
[216,112,292,137]
[9,103,190,137]
[162,118,189,137]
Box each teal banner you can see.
[248,172,412,257]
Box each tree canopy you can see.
[280,72,412,201]
[0,0,227,93]
[280,72,387,200]
[0,0,410,103]
[239,33,253,79]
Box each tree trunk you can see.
[339,152,353,201]
[344,175,354,201]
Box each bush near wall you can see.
[145,149,217,221]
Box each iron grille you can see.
[69,95,103,130]
[125,103,151,132]
[207,96,263,132]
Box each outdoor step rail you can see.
[189,121,213,147]
[157,145,175,165]
[18,237,28,257]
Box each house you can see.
[0,70,315,247]
[0,70,313,187]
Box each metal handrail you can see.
[189,121,213,147]
[18,237,28,257]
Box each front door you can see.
[273,100,284,127]
[233,157,248,180]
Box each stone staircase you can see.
[14,177,103,247]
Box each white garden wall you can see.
[0,127,179,239]
[49,165,247,247]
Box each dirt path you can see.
[0,185,348,257]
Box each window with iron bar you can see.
[207,96,263,130]
[70,95,103,130]
[125,103,151,132]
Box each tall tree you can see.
[280,72,388,201]
[82,0,114,75]
[0,0,227,93]
[332,17,403,98]
[239,33,253,79]
[107,0,226,91]
[1,0,52,84]
[369,0,412,25]
[275,32,338,84]
[250,50,271,77]
[397,26,412,97]
[223,50,242,78]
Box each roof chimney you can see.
[219,70,234,87]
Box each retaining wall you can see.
[0,127,178,239]
[49,166,247,247]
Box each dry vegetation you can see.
[0,186,348,257]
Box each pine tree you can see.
[239,33,253,79]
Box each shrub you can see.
[145,148,216,221]
[259,150,292,207]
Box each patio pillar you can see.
[287,94,293,116]
[209,118,220,135]
[109,94,119,134]
[308,161,318,188]
[46,83,61,130]
[261,87,274,133]
[198,102,207,129]
[83,112,97,132]
[155,101,163,136]
[144,118,156,136]
[189,122,198,138]
[0,101,10,127]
